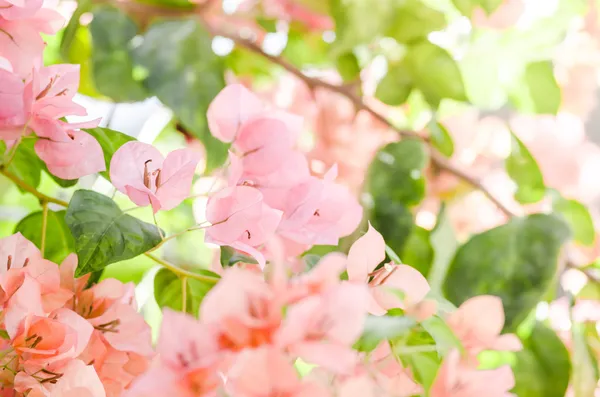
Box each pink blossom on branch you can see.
[110,141,202,213]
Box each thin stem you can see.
[3,136,22,169]
[393,345,439,355]
[181,276,188,313]
[0,167,68,207]
[144,253,219,284]
[40,201,49,257]
[146,223,211,253]
[152,209,165,240]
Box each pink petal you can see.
[0,233,41,274]
[47,359,106,397]
[110,141,164,193]
[36,130,106,180]
[207,84,265,143]
[324,283,369,344]
[292,342,359,374]
[155,148,202,211]
[0,68,25,119]
[448,295,506,345]
[346,223,385,282]
[0,0,42,19]
[5,276,44,338]
[490,334,523,352]
[372,265,431,311]
[52,308,93,357]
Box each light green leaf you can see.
[0,139,43,193]
[444,214,571,330]
[550,192,595,246]
[375,63,413,106]
[14,210,75,264]
[428,120,454,157]
[90,6,149,102]
[421,315,463,355]
[505,130,546,204]
[336,52,361,82]
[428,203,458,292]
[84,127,135,181]
[65,190,162,277]
[386,0,446,43]
[509,61,561,115]
[354,315,416,352]
[220,246,258,267]
[572,322,599,397]
[134,19,228,171]
[451,0,503,16]
[154,267,218,316]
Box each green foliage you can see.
[336,52,361,82]
[505,130,546,204]
[428,120,454,158]
[85,127,135,181]
[451,0,503,17]
[14,210,75,264]
[550,191,596,246]
[571,322,600,396]
[354,315,416,352]
[0,140,44,192]
[283,27,331,67]
[154,268,218,316]
[375,63,413,106]
[65,190,162,277]
[220,246,258,267]
[428,204,458,292]
[134,19,228,172]
[509,61,561,115]
[386,0,446,43]
[444,214,571,330]
[89,7,148,102]
[400,226,433,276]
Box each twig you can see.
[0,167,69,207]
[144,252,219,284]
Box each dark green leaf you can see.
[505,130,546,204]
[354,315,416,352]
[154,267,217,316]
[428,204,458,292]
[371,198,414,258]
[375,63,413,106]
[336,52,361,82]
[444,214,571,330]
[401,226,433,277]
[220,246,258,267]
[85,127,135,181]
[386,0,446,43]
[428,120,454,157]
[14,210,75,264]
[90,7,148,102]
[509,61,561,115]
[65,190,162,277]
[47,171,78,188]
[550,192,595,246]
[0,139,43,192]
[134,19,228,172]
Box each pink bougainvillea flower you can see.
[445,296,522,358]
[275,282,368,373]
[277,165,363,246]
[346,224,436,319]
[24,359,106,397]
[0,0,42,19]
[366,342,422,397]
[207,83,302,144]
[0,232,42,273]
[0,10,63,78]
[430,349,516,397]
[227,346,330,397]
[110,141,202,213]
[35,120,106,180]
[0,69,25,124]
[201,267,282,351]
[126,309,223,397]
[12,309,93,373]
[205,185,282,267]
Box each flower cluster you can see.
[0,1,104,179]
[203,84,363,265]
[126,224,521,397]
[0,233,153,396]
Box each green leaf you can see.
[375,63,413,106]
[46,171,78,188]
[401,226,433,277]
[428,120,454,158]
[354,315,416,352]
[452,0,503,16]
[403,352,440,392]
[404,40,468,107]
[386,0,446,43]
[505,130,546,204]
[60,0,91,60]
[65,190,162,277]
[509,61,561,115]
[84,127,135,181]
[444,214,571,330]
[14,210,75,264]
[0,139,44,193]
[428,204,458,293]
[550,192,595,246]
[421,315,463,355]
[219,246,258,267]
[154,267,217,316]
[283,28,331,68]
[90,7,148,102]
[367,139,429,206]
[571,322,599,397]
[336,52,361,82]
[385,244,403,264]
[134,19,228,172]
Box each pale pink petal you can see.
[346,223,385,282]
[490,334,523,352]
[0,233,41,274]
[5,276,44,338]
[448,295,505,345]
[52,308,93,357]
[293,341,359,374]
[155,148,202,210]
[48,359,106,397]
[207,83,265,143]
[110,141,164,194]
[373,265,431,311]
[0,68,25,119]
[338,375,376,397]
